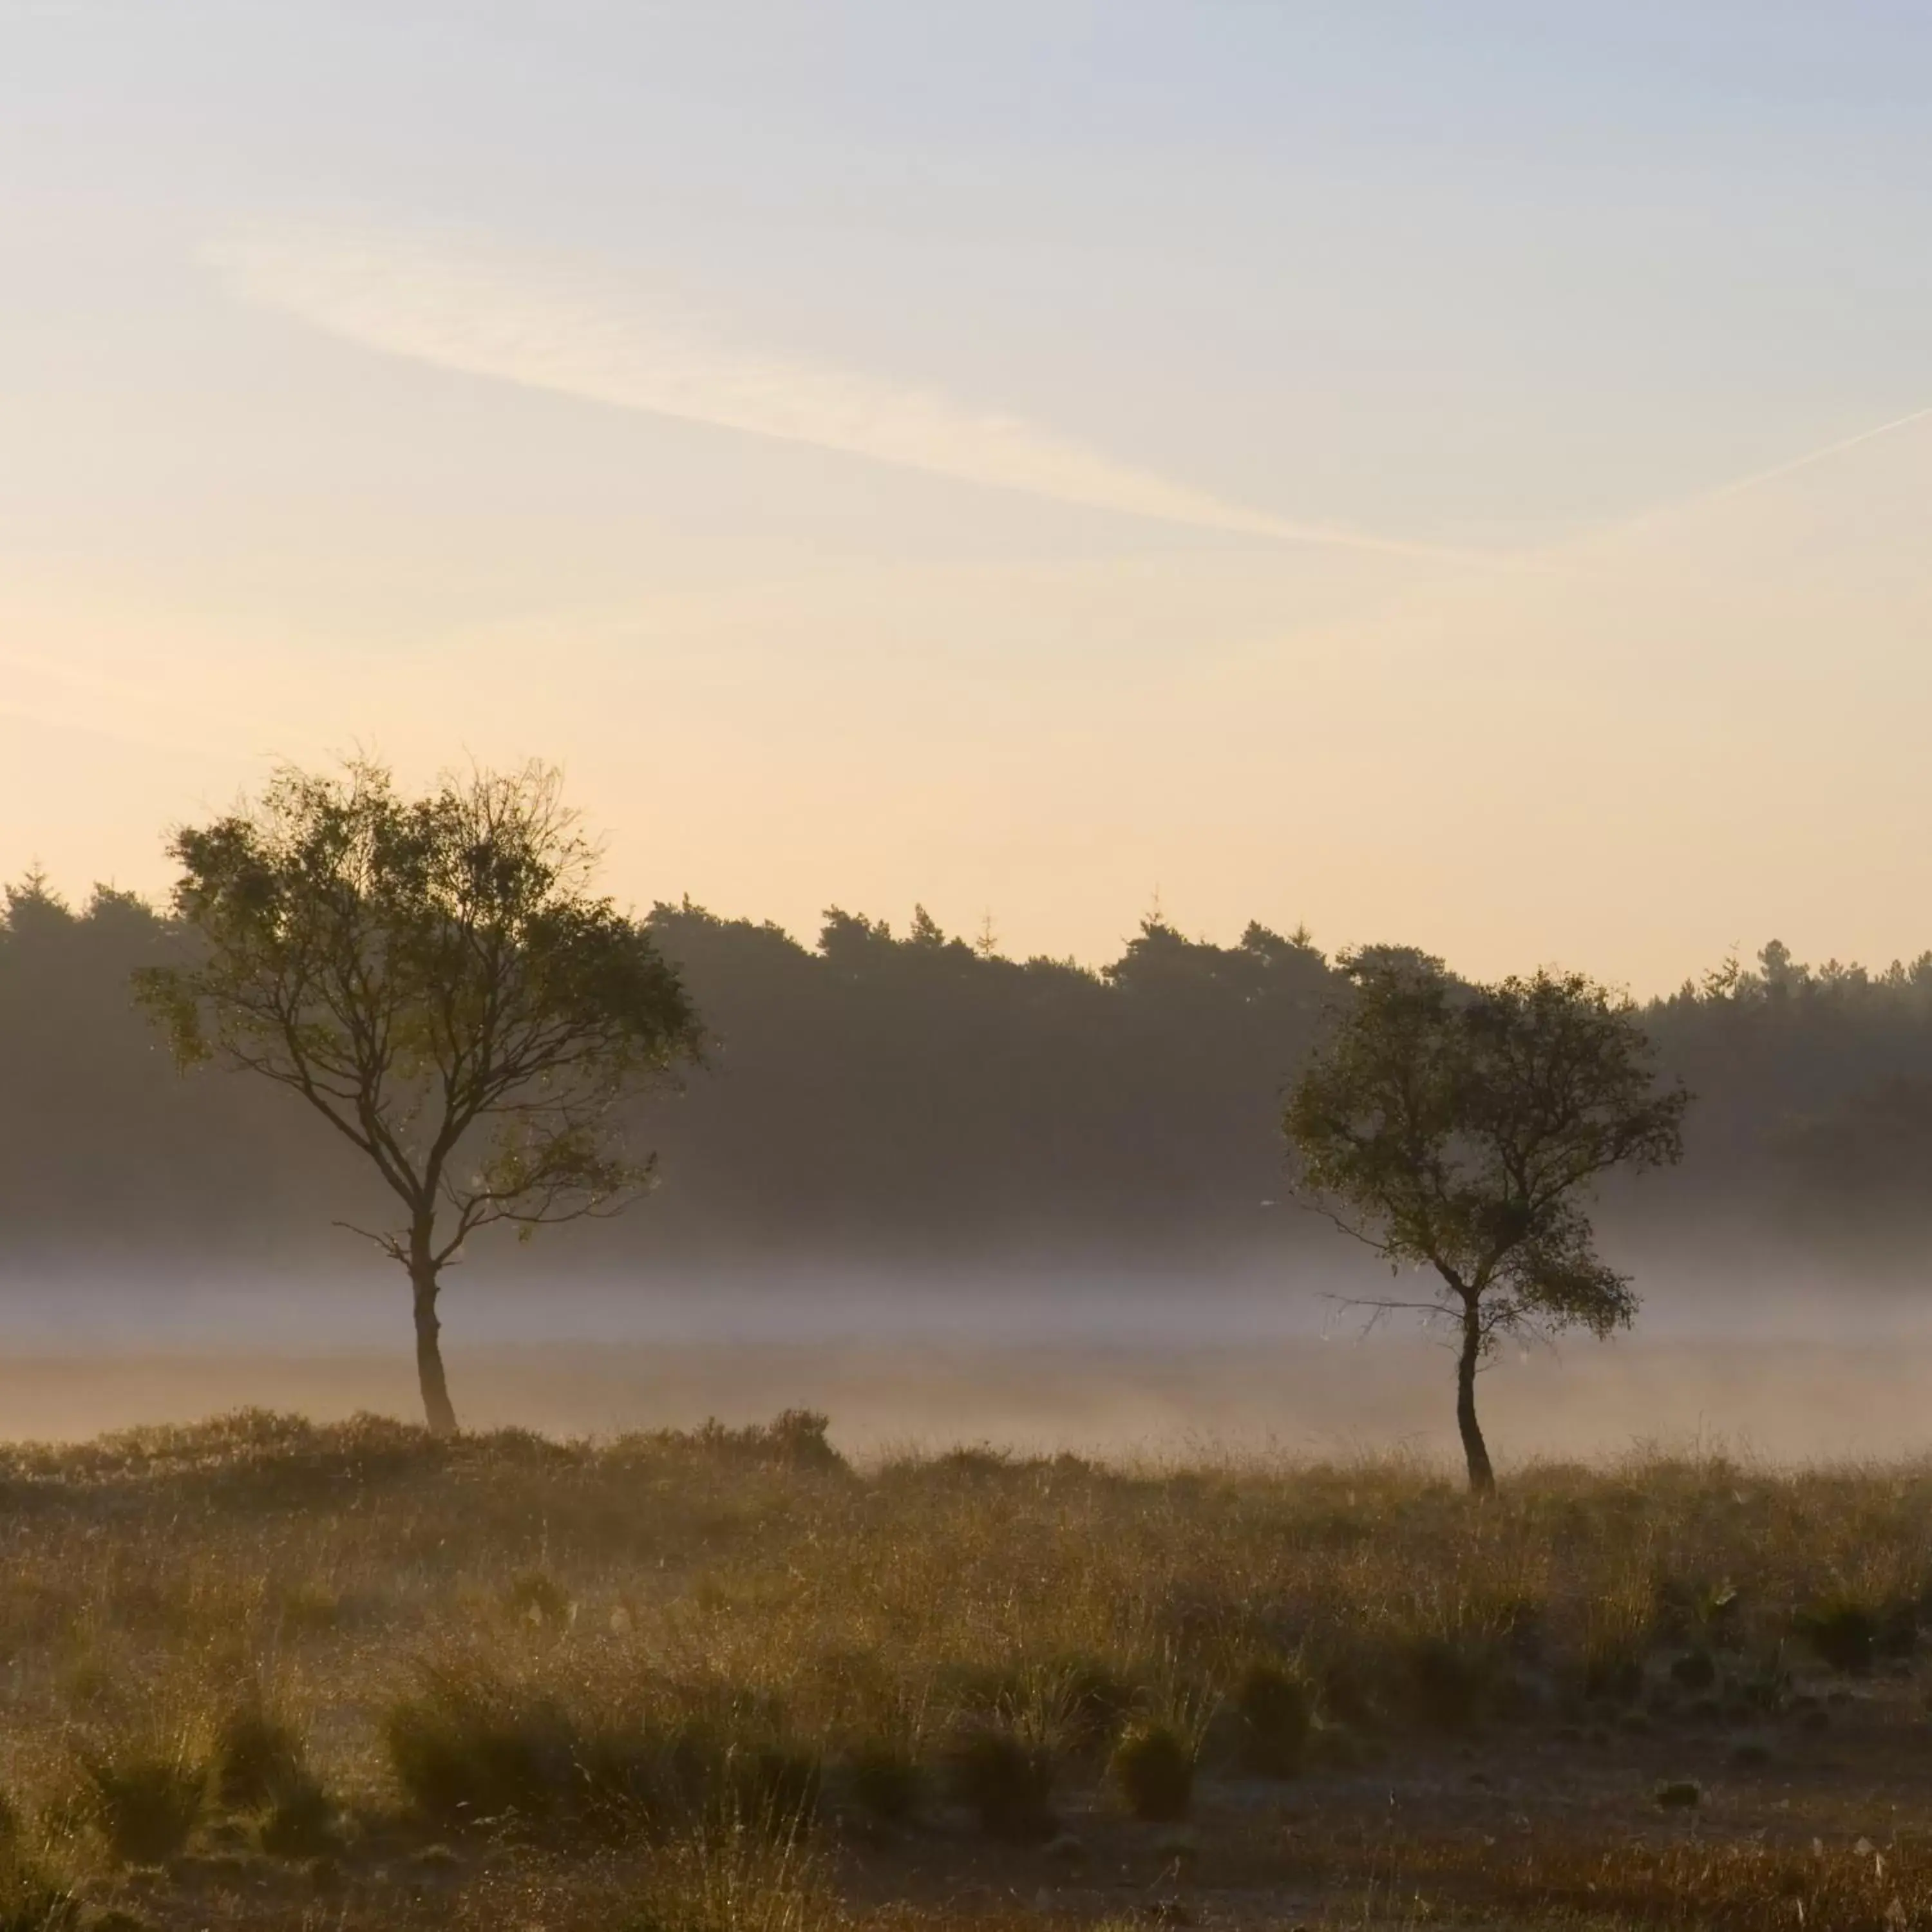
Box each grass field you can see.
[5,1410,1932,1929]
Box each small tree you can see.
[1283,948,1688,1492]
[137,758,702,1434]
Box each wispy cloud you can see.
[208,223,1483,563]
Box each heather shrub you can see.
[1234,1660,1313,1777]
[1111,1719,1193,1822]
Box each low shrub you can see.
[1797,1596,1881,1674]
[1307,1721,1365,1771]
[846,1741,923,1825]
[1316,1658,1379,1730]
[947,1721,1056,1842]
[1668,1649,1717,1692]
[384,1672,576,1828]
[571,1719,672,1832]
[213,1702,306,1810]
[79,1739,207,1862]
[387,1669,819,1840]
[1406,1636,1490,1732]
[52,1653,115,1714]
[1727,1650,1792,1716]
[1581,1642,1645,1705]
[712,1743,822,1834]
[270,1580,345,1637]
[623,1816,832,1932]
[662,1707,819,1827]
[692,1411,846,1475]
[933,1662,1022,1719]
[256,1772,339,1858]
[504,1570,573,1629]
[1657,1575,1743,1647]
[929,1446,1017,1481]
[1234,1661,1312,1777]
[0,1855,75,1932]
[1048,1656,1139,1748]
[1111,1721,1193,1823]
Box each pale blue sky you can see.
[4,2,1930,983]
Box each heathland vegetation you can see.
[0,1413,1928,1931]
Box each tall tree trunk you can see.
[410,1253,459,1437]
[1455,1298,1495,1494]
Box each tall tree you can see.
[1284,948,1688,1492]
[137,758,702,1434]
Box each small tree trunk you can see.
[410,1258,459,1437]
[1455,1298,1495,1494]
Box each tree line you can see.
[5,759,1932,1482]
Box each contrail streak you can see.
[1592,400,1932,551]
[208,223,1499,566]
[1702,401,1932,502]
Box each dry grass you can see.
[1,1410,1932,1926]
[1294,1828,1932,1930]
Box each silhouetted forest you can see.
[4,873,1931,1287]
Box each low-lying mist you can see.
[0,1264,1926,1465]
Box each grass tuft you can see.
[256,1770,339,1858]
[624,1814,833,1932]
[1044,1655,1139,1749]
[690,1410,846,1475]
[1795,1587,1917,1674]
[77,1736,206,1863]
[1233,1660,1313,1777]
[946,1719,1057,1842]
[213,1700,306,1810]
[1110,1719,1193,1822]
[1405,1634,1491,1732]
[504,1569,573,1629]
[844,1741,922,1826]
[0,1855,75,1932]
[384,1671,576,1828]
[385,1665,820,1842]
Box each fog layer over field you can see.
[0,1264,1926,1464]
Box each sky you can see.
[3,1,1931,990]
